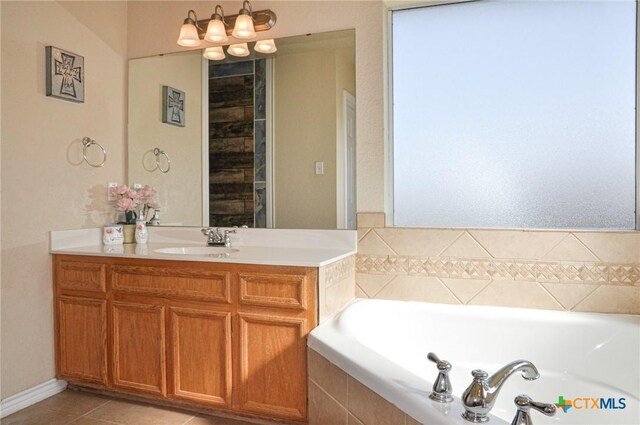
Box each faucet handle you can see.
[427,352,453,403]
[471,369,489,382]
[201,228,212,235]
[427,352,452,371]
[510,395,556,425]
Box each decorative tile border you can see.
[324,255,356,287]
[356,254,640,286]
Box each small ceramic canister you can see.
[103,225,124,245]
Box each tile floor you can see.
[1,390,280,425]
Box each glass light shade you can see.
[228,43,250,57]
[205,19,228,43]
[232,13,256,39]
[254,39,277,54]
[177,22,202,47]
[203,46,226,60]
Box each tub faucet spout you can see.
[461,360,540,423]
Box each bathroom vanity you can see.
[50,227,356,423]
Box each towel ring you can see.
[154,148,171,173]
[82,137,107,167]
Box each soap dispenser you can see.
[149,209,160,226]
[135,209,148,244]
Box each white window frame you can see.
[384,0,640,230]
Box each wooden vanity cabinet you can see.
[53,255,317,423]
[54,259,108,386]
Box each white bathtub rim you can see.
[309,298,640,425]
[308,305,507,425]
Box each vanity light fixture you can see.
[177,10,202,47]
[203,39,277,61]
[227,43,250,57]
[176,1,276,48]
[203,46,226,61]
[254,39,277,54]
[232,1,257,40]
[205,5,228,43]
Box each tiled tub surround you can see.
[318,255,356,323]
[355,213,640,314]
[308,349,421,425]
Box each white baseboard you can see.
[0,379,67,418]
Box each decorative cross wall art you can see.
[46,46,84,103]
[162,86,186,127]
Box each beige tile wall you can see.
[356,213,640,314]
[308,349,421,425]
[318,255,356,323]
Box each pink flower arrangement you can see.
[111,184,159,223]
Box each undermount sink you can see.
[155,246,240,256]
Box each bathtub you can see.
[308,299,640,425]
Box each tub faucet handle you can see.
[510,395,556,425]
[427,352,453,403]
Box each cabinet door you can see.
[112,301,166,396]
[169,307,232,407]
[235,313,308,421]
[57,296,107,385]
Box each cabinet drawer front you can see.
[57,261,106,293]
[170,308,232,407]
[239,273,307,310]
[112,266,231,303]
[57,296,107,385]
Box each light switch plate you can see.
[107,182,118,201]
[315,161,324,175]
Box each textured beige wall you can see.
[128,51,202,226]
[127,0,386,213]
[0,1,127,398]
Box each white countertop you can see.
[50,227,357,267]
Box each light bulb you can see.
[228,43,250,57]
[205,17,228,43]
[203,46,226,61]
[232,13,256,40]
[254,39,277,54]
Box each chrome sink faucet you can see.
[461,360,540,423]
[201,227,237,247]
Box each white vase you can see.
[135,219,148,244]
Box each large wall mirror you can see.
[128,29,356,230]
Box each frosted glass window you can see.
[392,0,636,229]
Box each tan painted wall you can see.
[128,51,203,226]
[274,48,337,229]
[0,1,127,398]
[273,37,354,229]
